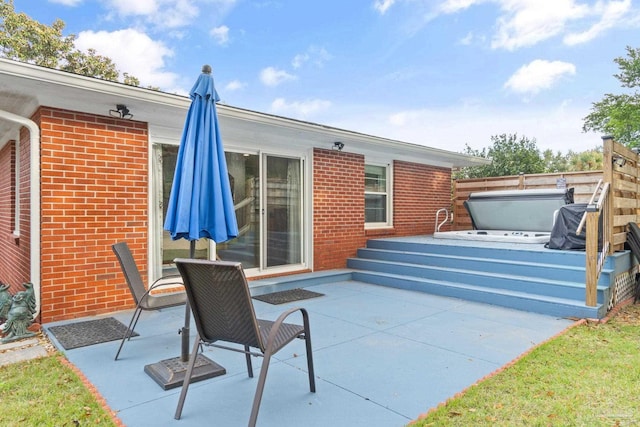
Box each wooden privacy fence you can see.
[584,137,640,306]
[452,171,603,230]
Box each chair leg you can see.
[114,307,141,361]
[244,345,253,378]
[174,334,202,420]
[303,318,316,393]
[248,351,273,427]
[129,309,143,339]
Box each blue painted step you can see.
[351,270,603,319]
[354,247,613,284]
[348,237,608,319]
[347,257,608,303]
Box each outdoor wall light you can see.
[612,155,626,167]
[109,104,133,120]
[333,141,344,151]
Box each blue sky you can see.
[14,0,640,153]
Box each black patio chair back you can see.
[111,242,186,360]
[173,258,315,426]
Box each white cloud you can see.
[374,0,396,14]
[259,67,297,87]
[48,0,84,5]
[439,0,484,14]
[224,80,246,91]
[491,0,590,50]
[107,0,158,15]
[435,0,636,50]
[504,60,576,96]
[291,46,331,69]
[210,25,230,45]
[74,29,178,89]
[459,32,473,45]
[106,0,200,28]
[270,98,332,119]
[292,53,309,69]
[564,0,632,45]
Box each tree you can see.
[583,46,640,147]
[456,134,546,178]
[0,0,132,83]
[566,148,603,171]
[542,149,570,173]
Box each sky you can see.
[12,0,640,154]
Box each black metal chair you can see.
[173,258,316,426]
[111,242,187,360]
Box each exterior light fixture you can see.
[333,141,344,151]
[612,154,626,167]
[109,104,133,119]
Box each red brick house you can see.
[0,59,486,323]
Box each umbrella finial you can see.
[202,64,212,74]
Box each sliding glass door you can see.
[264,155,303,268]
[157,145,304,274]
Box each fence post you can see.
[585,204,599,307]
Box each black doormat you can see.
[48,317,138,350]
[253,288,324,305]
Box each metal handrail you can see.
[576,178,603,235]
[435,208,451,232]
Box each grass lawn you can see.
[0,345,118,427]
[412,301,640,426]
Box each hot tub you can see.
[434,188,573,244]
[434,229,551,244]
[464,188,573,232]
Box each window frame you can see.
[364,162,392,229]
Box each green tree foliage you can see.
[542,149,570,173]
[566,147,603,171]
[583,46,640,147]
[457,134,546,178]
[0,0,132,83]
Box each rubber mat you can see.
[48,317,138,350]
[253,288,324,305]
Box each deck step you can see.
[347,257,608,303]
[347,237,610,319]
[351,270,603,319]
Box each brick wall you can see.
[39,107,149,322]
[313,148,367,270]
[312,152,453,270]
[393,160,452,235]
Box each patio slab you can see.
[43,280,575,427]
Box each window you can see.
[365,164,391,227]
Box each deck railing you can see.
[580,180,610,306]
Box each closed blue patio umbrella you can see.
[164,64,238,244]
[146,65,238,390]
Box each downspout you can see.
[0,110,41,317]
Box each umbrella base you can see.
[144,354,226,390]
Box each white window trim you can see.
[364,161,393,229]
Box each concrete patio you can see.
[43,279,575,427]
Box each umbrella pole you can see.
[180,241,196,362]
[143,239,226,389]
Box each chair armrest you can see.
[264,307,310,351]
[148,274,184,291]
